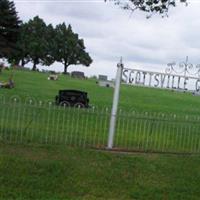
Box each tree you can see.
[0,0,21,58]
[44,23,56,67]
[54,23,92,73]
[26,16,54,71]
[8,22,30,66]
[106,0,187,17]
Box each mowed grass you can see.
[0,69,113,109]
[1,68,200,115]
[1,68,200,153]
[0,143,200,200]
[1,69,200,199]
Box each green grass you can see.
[0,143,200,200]
[1,69,200,199]
[0,69,113,109]
[1,68,200,153]
[1,68,200,115]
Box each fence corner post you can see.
[107,58,123,149]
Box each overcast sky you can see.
[13,0,200,79]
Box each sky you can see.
[13,0,200,79]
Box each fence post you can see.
[107,58,123,149]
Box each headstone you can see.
[71,71,85,79]
[49,70,56,74]
[98,81,114,88]
[48,74,58,80]
[192,91,200,96]
[98,75,108,81]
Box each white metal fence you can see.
[1,96,200,154]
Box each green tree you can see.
[9,20,55,68]
[0,0,21,58]
[8,22,30,66]
[26,16,54,71]
[106,0,187,17]
[44,23,56,67]
[54,23,92,73]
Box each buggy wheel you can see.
[60,101,70,107]
[74,102,85,108]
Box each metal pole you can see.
[107,58,123,149]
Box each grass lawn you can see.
[1,68,200,115]
[0,143,200,200]
[1,68,200,153]
[1,69,200,199]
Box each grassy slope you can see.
[1,69,200,115]
[1,70,200,199]
[0,143,200,200]
[0,69,113,109]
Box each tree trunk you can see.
[64,62,68,74]
[14,60,20,66]
[32,62,37,71]
[21,58,25,67]
[32,58,38,71]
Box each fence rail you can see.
[1,96,200,154]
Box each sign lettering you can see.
[122,68,200,92]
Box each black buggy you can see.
[55,90,90,108]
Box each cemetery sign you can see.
[122,57,200,92]
[108,57,200,149]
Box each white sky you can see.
[13,0,200,79]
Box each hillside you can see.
[1,68,200,115]
[1,69,200,200]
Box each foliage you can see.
[0,0,21,58]
[6,16,92,72]
[54,23,93,73]
[25,16,55,71]
[106,0,187,17]
[1,1,92,71]
[7,22,30,66]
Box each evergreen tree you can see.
[54,23,92,73]
[8,22,30,66]
[0,0,21,58]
